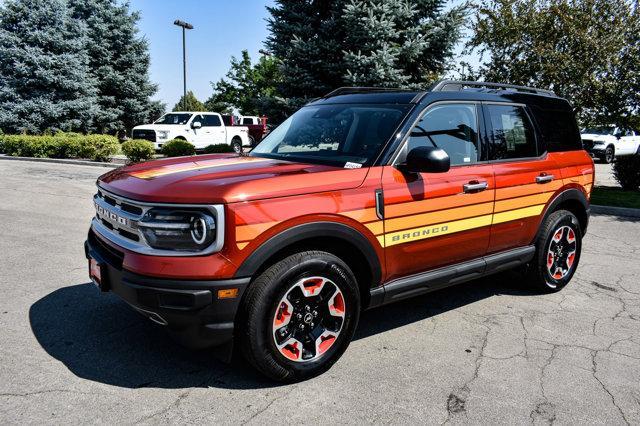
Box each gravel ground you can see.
[0,160,638,424]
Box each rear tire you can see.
[238,251,360,382]
[526,210,582,293]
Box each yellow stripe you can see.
[385,202,493,233]
[130,158,270,179]
[384,214,493,247]
[492,204,545,225]
[365,221,384,235]
[237,242,249,250]
[494,193,552,213]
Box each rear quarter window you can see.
[528,101,582,152]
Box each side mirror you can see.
[192,121,202,129]
[403,146,450,174]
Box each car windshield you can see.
[583,126,615,135]
[155,113,192,125]
[250,104,410,167]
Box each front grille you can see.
[88,229,124,268]
[582,139,594,151]
[91,186,225,256]
[132,129,156,142]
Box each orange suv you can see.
[85,81,594,381]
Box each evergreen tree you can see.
[205,50,280,115]
[173,91,207,112]
[265,0,466,104]
[0,0,98,134]
[69,0,158,134]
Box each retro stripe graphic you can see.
[130,157,271,179]
[233,172,593,250]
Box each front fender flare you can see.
[233,221,382,287]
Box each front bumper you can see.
[84,230,250,349]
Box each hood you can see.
[98,154,369,204]
[133,124,183,132]
[581,133,612,140]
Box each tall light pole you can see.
[173,20,193,111]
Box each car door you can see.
[189,114,207,148]
[202,114,226,146]
[381,102,495,281]
[483,103,563,253]
[617,128,637,155]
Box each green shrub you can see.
[0,133,119,161]
[121,139,155,163]
[613,155,640,191]
[202,143,234,154]
[161,139,196,157]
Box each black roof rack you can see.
[431,80,555,96]
[323,86,415,98]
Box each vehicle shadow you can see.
[29,272,534,390]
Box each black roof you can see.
[309,80,562,106]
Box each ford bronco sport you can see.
[85,80,594,382]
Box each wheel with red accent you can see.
[238,251,359,382]
[528,209,582,292]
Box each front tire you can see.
[231,138,242,154]
[604,145,615,163]
[238,251,360,382]
[527,210,582,292]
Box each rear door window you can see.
[486,104,538,160]
[203,115,221,127]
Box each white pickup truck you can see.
[132,112,250,153]
[581,126,640,163]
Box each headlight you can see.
[157,131,169,139]
[138,208,216,251]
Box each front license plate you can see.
[89,257,103,289]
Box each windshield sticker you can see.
[344,162,363,169]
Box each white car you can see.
[132,112,250,153]
[581,126,640,163]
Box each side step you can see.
[369,246,535,307]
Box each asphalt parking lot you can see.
[1,159,639,424]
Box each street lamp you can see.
[174,20,194,111]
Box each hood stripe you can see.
[130,158,271,179]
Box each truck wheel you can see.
[248,135,256,147]
[604,145,615,163]
[238,251,360,382]
[526,210,582,293]
[232,139,242,154]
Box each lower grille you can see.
[582,139,594,151]
[132,129,156,142]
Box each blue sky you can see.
[130,0,275,108]
[130,0,478,109]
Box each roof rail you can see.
[431,80,555,96]
[323,86,410,98]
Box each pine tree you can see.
[265,0,466,103]
[0,0,98,134]
[69,0,158,134]
[173,91,207,112]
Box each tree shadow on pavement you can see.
[29,272,536,390]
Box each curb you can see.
[0,154,121,168]
[591,204,640,218]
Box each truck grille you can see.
[91,186,225,256]
[132,129,156,142]
[582,139,594,151]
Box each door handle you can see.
[463,181,488,193]
[535,174,554,184]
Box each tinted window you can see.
[203,114,221,127]
[242,118,254,125]
[529,101,581,152]
[250,104,409,167]
[406,103,479,166]
[487,105,537,160]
